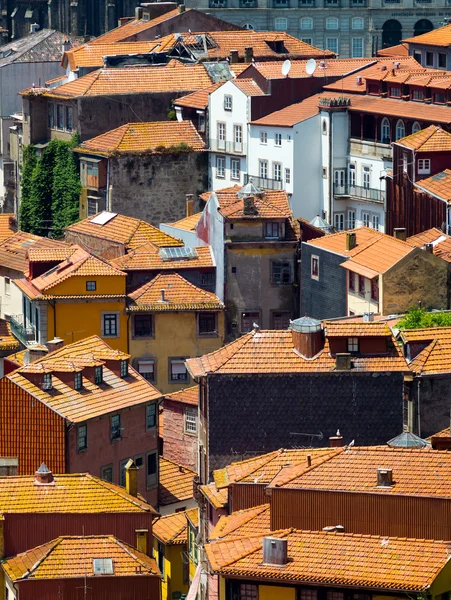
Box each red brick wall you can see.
[161,399,197,470]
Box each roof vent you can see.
[362,312,374,322]
[306,454,312,467]
[377,468,393,487]
[381,65,387,71]
[425,242,434,254]
[34,462,54,486]
[356,76,363,86]
[237,178,262,198]
[262,537,288,566]
[322,525,345,533]
[159,289,168,303]
[346,232,356,251]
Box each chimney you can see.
[335,353,351,370]
[46,338,64,353]
[62,39,72,53]
[262,537,288,566]
[159,289,167,303]
[346,232,357,251]
[306,454,312,467]
[29,23,39,34]
[0,457,18,476]
[135,6,143,19]
[230,49,239,64]
[186,194,194,217]
[362,312,374,322]
[356,76,363,86]
[290,316,324,359]
[243,195,256,215]
[136,529,149,555]
[425,242,434,254]
[329,429,344,447]
[125,458,139,497]
[323,525,345,533]
[377,468,393,487]
[393,228,406,241]
[34,463,54,485]
[178,4,186,12]
[25,345,48,364]
[244,46,254,63]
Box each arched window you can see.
[242,22,254,30]
[300,17,313,30]
[381,118,390,144]
[326,17,339,30]
[274,17,287,31]
[412,121,421,134]
[352,17,364,30]
[382,19,402,48]
[396,119,405,140]
[414,19,433,36]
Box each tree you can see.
[19,144,37,232]
[397,306,451,329]
[51,141,81,237]
[28,140,57,236]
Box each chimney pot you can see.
[244,46,254,63]
[393,228,406,241]
[329,430,344,447]
[262,537,288,566]
[425,242,434,254]
[362,312,374,322]
[34,463,54,485]
[306,454,312,467]
[335,353,351,371]
[160,289,166,302]
[346,232,357,251]
[125,458,139,497]
[230,49,239,64]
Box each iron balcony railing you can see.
[10,314,37,345]
[210,139,247,155]
[333,183,385,204]
[244,174,283,191]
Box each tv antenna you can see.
[281,59,292,77]
[305,58,317,76]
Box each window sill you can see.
[111,437,122,443]
[132,334,155,340]
[77,447,88,454]
[184,430,197,437]
[103,335,120,338]
[198,332,218,338]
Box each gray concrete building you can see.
[186,0,451,58]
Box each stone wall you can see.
[161,398,197,470]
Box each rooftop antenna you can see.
[305,58,317,77]
[281,59,292,77]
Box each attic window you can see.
[74,372,82,390]
[92,558,114,575]
[43,373,52,391]
[95,365,103,385]
[266,40,287,53]
[120,359,129,378]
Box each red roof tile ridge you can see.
[228,450,283,486]
[271,447,344,488]
[215,504,270,537]
[409,339,437,375]
[160,455,197,475]
[113,537,158,572]
[84,473,156,512]
[16,538,61,579]
[189,330,256,376]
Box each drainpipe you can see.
[417,378,421,436]
[328,112,333,225]
[106,158,111,211]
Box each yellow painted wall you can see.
[347,274,380,316]
[153,539,188,600]
[45,275,126,297]
[428,556,451,598]
[129,310,225,394]
[260,585,296,600]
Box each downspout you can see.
[328,111,333,224]
[417,378,421,436]
[106,158,111,211]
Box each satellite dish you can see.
[306,58,317,76]
[281,59,292,77]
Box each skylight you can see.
[159,247,198,261]
[90,212,117,225]
[92,558,114,575]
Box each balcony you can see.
[334,183,385,204]
[349,138,392,160]
[210,139,247,155]
[209,0,227,6]
[10,314,37,346]
[244,174,283,191]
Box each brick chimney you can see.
[125,458,139,497]
[329,429,344,447]
[346,232,356,251]
[46,338,64,353]
[393,228,406,241]
[34,463,54,485]
[25,345,48,365]
[291,316,324,358]
[243,196,257,216]
[186,194,194,217]
[335,353,351,370]
[244,46,254,63]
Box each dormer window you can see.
[120,359,129,378]
[74,372,82,390]
[43,373,52,390]
[434,92,445,104]
[389,87,401,98]
[265,222,281,239]
[411,89,423,101]
[95,365,103,385]
[347,337,359,353]
[224,95,232,111]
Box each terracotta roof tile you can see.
[66,212,182,250]
[159,457,197,505]
[112,243,213,271]
[200,483,228,509]
[166,212,202,232]
[206,528,451,591]
[153,510,190,545]
[76,121,205,156]
[250,94,324,127]
[64,42,160,70]
[232,78,266,96]
[415,170,451,203]
[339,234,416,275]
[27,247,75,262]
[377,43,409,57]
[0,214,15,242]
[407,226,451,262]
[248,57,375,80]
[3,536,159,581]
[175,82,223,109]
[325,321,391,337]
[0,231,68,274]
[307,227,382,255]
[430,426,451,438]
[164,385,198,406]
[211,504,271,540]
[7,335,162,423]
[397,125,451,152]
[407,228,445,246]
[201,185,293,220]
[403,23,451,46]
[0,319,19,351]
[186,506,199,528]
[0,471,154,513]
[400,326,451,375]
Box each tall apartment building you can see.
[185,0,451,58]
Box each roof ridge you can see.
[409,339,437,374]
[200,330,257,375]
[217,504,270,537]
[231,451,285,486]
[272,447,344,488]
[84,473,152,511]
[20,538,61,579]
[113,537,156,572]
[160,455,197,474]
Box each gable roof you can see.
[174,82,223,109]
[63,41,160,70]
[75,121,205,156]
[6,335,162,423]
[205,528,451,591]
[111,243,213,271]
[400,326,451,375]
[396,125,451,152]
[153,510,191,545]
[0,319,19,352]
[0,231,68,274]
[159,457,197,506]
[0,29,79,67]
[403,23,451,47]
[65,212,182,250]
[164,385,198,406]
[307,227,382,255]
[415,170,451,204]
[166,212,202,232]
[3,535,159,581]
[210,504,271,540]
[0,214,15,242]
[407,226,451,262]
[200,482,228,509]
[376,43,409,57]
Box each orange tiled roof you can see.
[7,335,162,423]
[38,61,213,99]
[0,471,155,513]
[3,535,159,581]
[0,231,69,274]
[377,43,409,57]
[153,510,190,545]
[167,212,202,232]
[127,272,223,312]
[0,319,19,351]
[201,185,292,220]
[325,321,391,337]
[0,213,15,242]
[248,57,375,80]
[407,228,446,246]
[111,243,213,271]
[400,326,451,375]
[430,426,451,438]
[63,41,160,70]
[211,504,270,540]
[186,506,199,528]
[232,78,266,96]
[396,125,451,152]
[200,483,228,509]
[186,328,407,377]
[307,227,381,255]
[174,82,223,109]
[250,93,324,127]
[27,247,75,262]
[66,212,182,250]
[415,170,451,203]
[339,234,416,276]
[75,121,205,156]
[403,23,451,46]
[164,385,198,406]
[159,457,197,506]
[205,528,451,591]
[407,226,451,262]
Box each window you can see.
[217,122,226,148]
[200,272,214,287]
[372,215,380,231]
[259,160,268,179]
[352,17,364,29]
[434,92,445,104]
[74,371,82,390]
[240,584,258,599]
[285,168,291,184]
[119,459,127,487]
[231,158,240,180]
[87,198,98,217]
[56,104,64,130]
[100,464,113,482]
[65,106,73,131]
[347,337,359,352]
[327,593,344,600]
[224,95,232,111]
[362,211,370,227]
[412,89,423,101]
[300,17,313,29]
[216,156,225,178]
[260,131,268,144]
[120,360,128,378]
[95,365,103,385]
[272,261,292,285]
[86,281,96,291]
[352,37,364,58]
[426,51,434,66]
[4,277,10,296]
[418,158,431,174]
[301,591,318,600]
[242,23,254,29]
[274,17,287,31]
[77,423,87,451]
[348,209,356,229]
[362,165,370,189]
[311,255,319,280]
[198,312,217,336]
[48,103,55,128]
[371,277,379,302]
[301,37,312,44]
[146,402,157,429]
[395,119,405,140]
[358,274,366,296]
[403,152,408,173]
[414,51,422,64]
[170,359,188,381]
[43,373,52,390]
[326,17,339,29]
[87,163,98,178]
[334,213,344,231]
[381,117,390,144]
[134,455,144,468]
[389,87,401,98]
[272,311,291,329]
[266,222,281,238]
[326,38,339,54]
[134,314,153,338]
[233,124,242,152]
[146,450,158,488]
[439,53,447,68]
[111,414,122,441]
[349,270,355,292]
[138,360,155,382]
[334,169,345,189]
[198,112,205,132]
[241,312,259,332]
[275,133,282,146]
[349,163,356,187]
[102,313,118,337]
[273,163,282,181]
[412,121,421,133]
[185,407,197,434]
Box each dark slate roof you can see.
[0,29,79,67]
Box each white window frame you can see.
[233,124,242,152]
[349,163,356,187]
[170,358,189,382]
[347,337,359,352]
[260,131,268,144]
[216,155,225,178]
[185,407,197,435]
[259,159,268,179]
[273,162,282,181]
[224,95,233,111]
[412,121,421,133]
[326,17,339,29]
[372,215,380,231]
[362,211,370,227]
[274,133,282,147]
[101,312,119,338]
[5,277,10,296]
[285,168,291,184]
[231,158,240,180]
[418,158,431,175]
[300,17,313,30]
[138,359,155,382]
[347,209,356,229]
[362,165,370,189]
[334,213,345,231]
[395,119,405,140]
[274,17,287,31]
[381,117,390,143]
[352,17,364,29]
[217,122,226,149]
[326,38,339,54]
[311,255,319,280]
[351,37,364,58]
